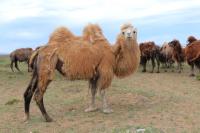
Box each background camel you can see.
[139,41,160,73]
[160,42,175,70]
[185,36,200,76]
[187,36,198,45]
[168,39,185,73]
[23,23,140,122]
[10,48,33,72]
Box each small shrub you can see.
[5,99,20,105]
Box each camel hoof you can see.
[189,74,195,77]
[28,68,33,72]
[45,117,53,122]
[142,70,146,72]
[23,114,29,122]
[156,71,160,73]
[85,107,98,112]
[103,108,113,114]
[164,70,167,72]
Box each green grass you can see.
[196,74,200,80]
[5,98,20,105]
[0,55,200,133]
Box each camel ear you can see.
[134,28,137,33]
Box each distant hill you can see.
[0,54,9,57]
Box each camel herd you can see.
[8,23,200,122]
[139,36,200,76]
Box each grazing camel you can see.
[23,23,140,122]
[10,48,33,72]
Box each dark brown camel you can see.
[10,48,33,72]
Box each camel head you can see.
[187,36,197,45]
[83,24,105,43]
[120,23,137,41]
[169,39,182,53]
[160,42,168,54]
[113,23,140,78]
[169,39,180,48]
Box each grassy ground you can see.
[0,56,200,133]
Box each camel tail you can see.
[28,47,45,72]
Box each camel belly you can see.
[62,61,98,80]
[59,52,101,80]
[56,44,103,80]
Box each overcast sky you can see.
[0,0,200,53]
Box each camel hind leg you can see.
[14,60,21,72]
[141,57,147,72]
[156,55,160,73]
[85,77,98,112]
[23,72,38,121]
[188,62,195,76]
[150,57,155,73]
[34,77,53,122]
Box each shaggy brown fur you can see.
[139,41,160,73]
[185,40,200,76]
[160,42,175,70]
[82,24,107,44]
[10,48,33,72]
[28,46,46,72]
[168,39,185,73]
[160,42,174,61]
[48,27,82,45]
[23,23,140,122]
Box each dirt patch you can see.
[0,56,200,133]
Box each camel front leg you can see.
[100,89,113,113]
[141,57,147,72]
[156,56,160,73]
[151,57,155,73]
[85,81,98,112]
[10,61,14,72]
[189,63,195,76]
[178,62,182,73]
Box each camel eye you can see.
[122,32,125,35]
[133,31,136,34]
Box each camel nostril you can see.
[127,33,131,37]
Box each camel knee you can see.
[34,89,44,103]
